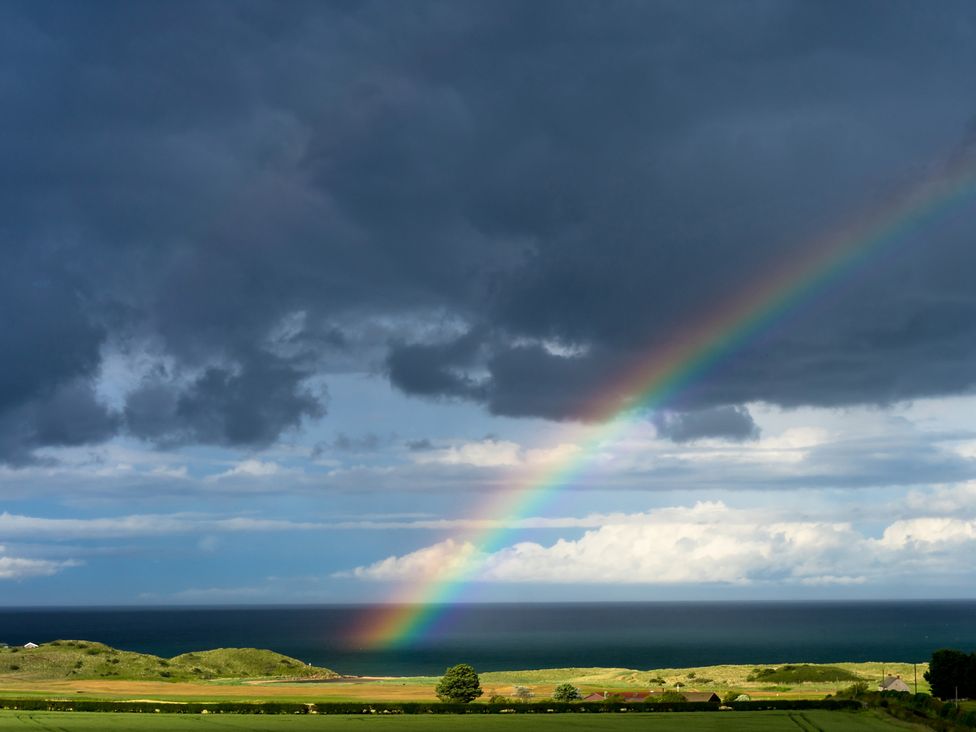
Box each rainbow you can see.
[352,150,976,648]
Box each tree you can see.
[925,649,975,700]
[552,683,581,702]
[513,686,532,702]
[654,690,688,703]
[841,681,869,700]
[722,691,741,705]
[435,663,483,703]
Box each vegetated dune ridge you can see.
[0,642,929,704]
[477,662,887,688]
[378,662,929,701]
[0,640,338,681]
[241,662,924,697]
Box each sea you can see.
[1,602,973,677]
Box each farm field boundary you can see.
[0,709,909,731]
[0,698,859,714]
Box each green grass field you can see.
[0,710,913,731]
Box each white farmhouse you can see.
[879,675,911,693]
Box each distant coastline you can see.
[0,639,931,705]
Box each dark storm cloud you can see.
[652,406,760,443]
[124,352,325,447]
[332,433,381,452]
[0,380,119,465]
[313,432,386,456]
[405,439,436,452]
[3,0,976,461]
[386,331,487,401]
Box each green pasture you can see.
[0,710,911,731]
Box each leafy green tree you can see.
[840,681,869,700]
[924,649,975,700]
[654,690,688,703]
[552,683,581,702]
[722,691,741,705]
[435,663,483,703]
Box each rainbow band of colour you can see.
[352,150,976,649]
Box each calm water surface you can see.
[0,602,973,676]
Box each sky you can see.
[3,0,976,606]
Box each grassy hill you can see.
[169,648,327,679]
[0,640,338,682]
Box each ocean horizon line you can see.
[2,597,975,611]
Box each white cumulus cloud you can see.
[877,517,976,549]
[342,501,976,587]
[335,538,482,580]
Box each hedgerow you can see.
[0,698,861,715]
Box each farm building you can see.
[687,692,720,703]
[650,691,720,703]
[879,675,911,693]
[23,642,39,649]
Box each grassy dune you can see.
[393,661,928,701]
[0,641,928,704]
[0,641,337,682]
